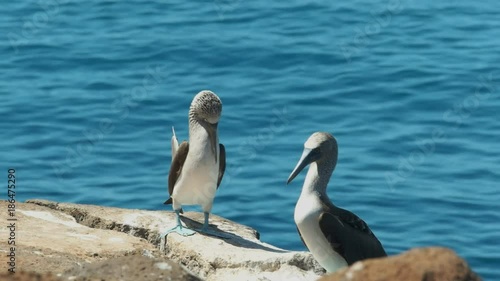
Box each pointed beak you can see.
[287,148,320,184]
[206,122,219,163]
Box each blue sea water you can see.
[1,0,499,279]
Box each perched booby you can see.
[287,132,386,272]
[163,90,226,236]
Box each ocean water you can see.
[1,0,499,279]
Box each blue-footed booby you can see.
[163,90,226,236]
[287,132,386,272]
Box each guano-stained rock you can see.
[0,200,481,281]
[0,200,323,281]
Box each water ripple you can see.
[1,0,499,279]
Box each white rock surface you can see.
[0,199,323,281]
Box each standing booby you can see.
[287,132,386,272]
[163,90,226,236]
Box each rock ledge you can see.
[0,200,322,281]
[0,200,481,281]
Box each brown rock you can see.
[0,256,200,281]
[0,271,62,281]
[62,255,201,281]
[318,247,481,281]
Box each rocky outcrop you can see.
[0,200,481,281]
[0,200,322,281]
[318,247,481,281]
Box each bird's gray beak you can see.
[206,122,219,163]
[287,148,320,184]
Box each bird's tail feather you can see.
[163,198,183,214]
[171,126,179,161]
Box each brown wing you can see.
[336,206,376,237]
[319,198,387,264]
[164,141,189,204]
[217,143,226,188]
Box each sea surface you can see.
[1,0,499,279]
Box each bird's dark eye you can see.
[311,147,322,160]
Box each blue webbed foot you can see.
[162,209,196,237]
[161,225,196,237]
[160,225,195,252]
[160,209,195,252]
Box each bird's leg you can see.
[201,211,210,232]
[195,212,229,239]
[161,209,195,237]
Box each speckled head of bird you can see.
[190,90,222,124]
[287,132,338,184]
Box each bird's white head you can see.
[304,132,336,151]
[287,132,338,184]
[190,90,222,125]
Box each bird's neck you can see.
[188,116,219,156]
[188,107,197,123]
[301,160,334,198]
[188,116,207,143]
